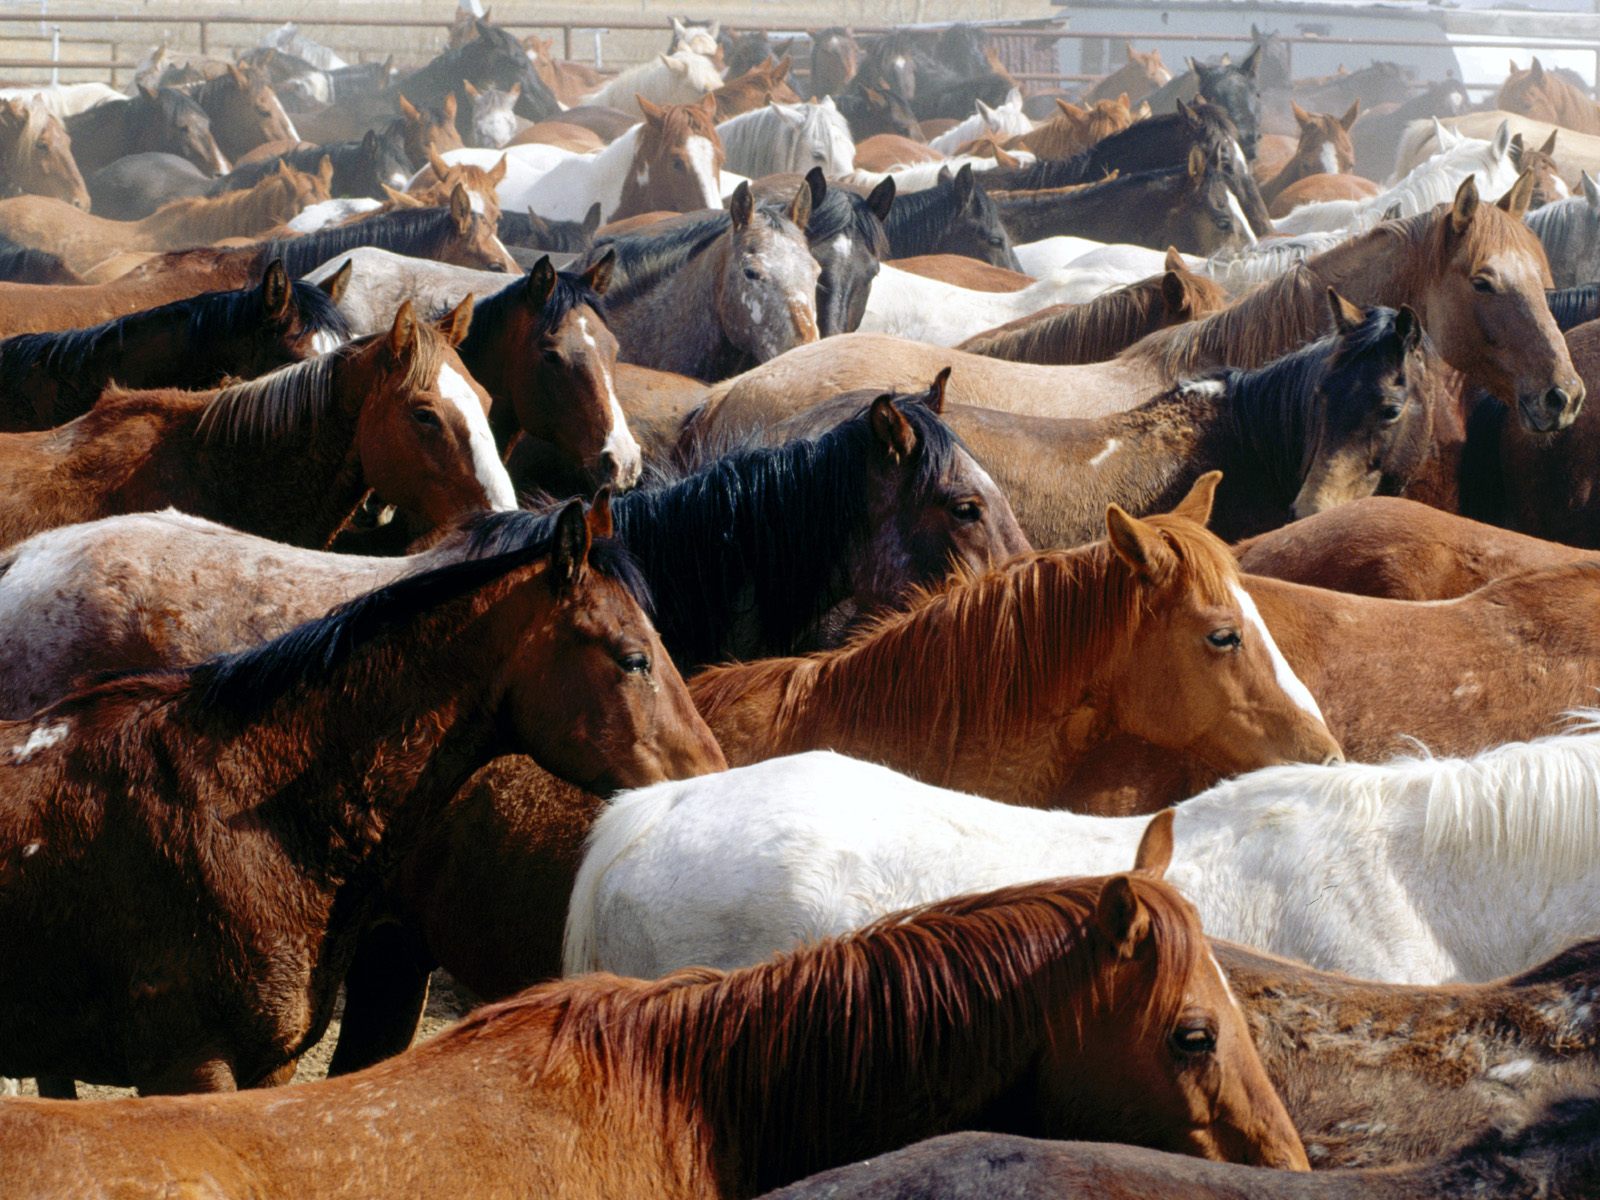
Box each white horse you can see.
[716,99,854,178]
[668,17,721,59]
[566,728,1600,986]
[0,82,121,122]
[261,22,348,71]
[582,50,723,118]
[927,90,1032,155]
[286,197,384,233]
[1272,120,1517,235]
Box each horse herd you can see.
[4,10,1600,1198]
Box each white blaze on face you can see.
[1318,143,1339,176]
[1225,190,1258,246]
[684,135,720,209]
[270,93,301,143]
[577,315,642,487]
[438,363,519,510]
[1229,582,1326,723]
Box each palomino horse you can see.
[1498,56,1600,135]
[603,181,818,381]
[0,261,349,431]
[1,867,1310,1194]
[0,159,332,278]
[181,63,300,162]
[0,499,722,1097]
[700,176,1579,436]
[0,302,514,552]
[0,100,88,209]
[1087,44,1171,105]
[1260,99,1360,212]
[688,476,1341,809]
[65,83,228,178]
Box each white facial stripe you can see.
[272,94,301,144]
[684,135,720,209]
[1230,582,1325,722]
[578,315,642,485]
[1225,191,1257,246]
[1318,143,1339,176]
[468,191,487,214]
[438,363,518,511]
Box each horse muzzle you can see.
[1518,383,1584,433]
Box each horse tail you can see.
[561,778,688,976]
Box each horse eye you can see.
[410,407,442,429]
[1171,1024,1218,1056]
[673,160,686,173]
[1379,402,1405,424]
[1206,628,1241,651]
[743,267,761,281]
[618,652,651,675]
[988,236,1005,247]
[1472,276,1495,294]
[951,499,982,522]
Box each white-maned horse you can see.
[287,197,385,233]
[582,50,723,118]
[1272,120,1518,235]
[927,90,1031,155]
[0,82,121,122]
[566,732,1600,986]
[716,99,854,178]
[848,151,1036,196]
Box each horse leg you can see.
[325,920,434,1077]
[252,1060,299,1088]
[138,1056,238,1096]
[35,1075,77,1099]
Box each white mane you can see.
[717,99,854,178]
[584,50,722,116]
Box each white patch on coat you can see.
[577,315,642,487]
[13,721,69,762]
[684,135,720,209]
[634,162,650,186]
[1230,583,1327,723]
[1088,438,1121,468]
[438,364,518,510]
[1486,1058,1535,1083]
[1318,143,1340,176]
[389,172,408,189]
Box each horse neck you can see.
[609,237,734,381]
[140,182,284,244]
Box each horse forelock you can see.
[458,872,1200,1194]
[474,266,605,343]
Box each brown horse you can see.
[402,149,508,223]
[888,253,1034,292]
[396,93,465,166]
[525,35,607,108]
[689,475,1340,810]
[0,159,332,277]
[809,27,861,99]
[0,302,514,552]
[956,254,1228,364]
[1268,171,1379,216]
[1087,44,1172,106]
[1013,96,1135,160]
[0,99,88,210]
[1259,99,1360,212]
[1234,497,1598,600]
[851,132,941,171]
[712,56,803,120]
[617,95,727,221]
[1498,57,1600,135]
[185,62,300,162]
[509,119,606,153]
[0,498,722,1097]
[1500,316,1600,546]
[1,863,1311,1193]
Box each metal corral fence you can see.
[3,11,1600,96]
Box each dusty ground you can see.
[15,970,477,1100]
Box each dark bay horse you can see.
[0,261,350,431]
[0,302,514,551]
[399,18,561,125]
[0,498,721,1097]
[876,163,1019,268]
[1143,44,1263,159]
[65,84,228,178]
[214,122,412,199]
[1,867,1310,1193]
[181,63,299,162]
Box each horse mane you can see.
[884,174,997,249]
[467,263,605,343]
[1545,282,1600,330]
[693,510,1240,751]
[0,236,75,284]
[267,206,474,277]
[498,209,596,254]
[0,276,348,394]
[984,102,1237,192]
[1127,263,1329,376]
[615,396,964,667]
[458,873,1201,1195]
[599,205,797,309]
[185,528,640,721]
[3,101,51,174]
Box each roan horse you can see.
[0,99,88,210]
[0,498,722,1099]
[0,865,1310,1195]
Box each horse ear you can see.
[320,258,353,304]
[588,486,614,540]
[1239,42,1263,78]
[449,183,473,233]
[1326,288,1364,333]
[463,80,481,99]
[1530,56,1546,82]
[671,16,688,37]
[260,260,292,320]
[803,165,827,212]
[228,61,247,88]
[508,82,522,100]
[428,146,452,181]
[788,179,812,230]
[1170,470,1220,527]
[869,395,918,463]
[708,20,721,39]
[1449,175,1480,235]
[1541,129,1558,156]
[442,92,458,122]
[1290,99,1311,127]
[638,94,666,124]
[1187,144,1207,180]
[488,155,509,185]
[773,55,791,82]
[437,294,474,347]
[526,255,558,306]
[1106,505,1177,585]
[992,145,1020,170]
[549,498,592,593]
[1133,809,1174,878]
[976,98,996,122]
[1096,875,1152,960]
[1340,99,1361,130]
[583,248,616,296]
[1584,171,1600,208]
[866,175,896,222]
[1509,58,1518,77]
[318,155,334,191]
[137,81,158,100]
[362,129,379,154]
[1054,97,1075,118]
[1163,245,1186,274]
[729,181,754,228]
[697,91,718,119]
[952,163,976,209]
[1395,305,1423,354]
[926,366,951,414]
[388,299,418,359]
[1160,270,1188,317]
[1492,120,1512,161]
[583,201,604,237]
[1497,170,1537,219]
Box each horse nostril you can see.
[1546,387,1572,417]
[599,450,618,481]
[1321,752,1344,766]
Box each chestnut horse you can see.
[1013,96,1134,160]
[0,302,514,552]
[712,56,802,120]
[1,867,1310,1194]
[1498,57,1600,136]
[0,499,722,1097]
[182,62,300,162]
[1259,99,1360,212]
[1087,44,1171,106]
[0,260,349,431]
[689,475,1340,810]
[0,99,88,210]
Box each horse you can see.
[1087,44,1172,106]
[214,123,412,200]
[499,203,602,255]
[1267,172,1380,218]
[85,151,213,221]
[668,16,723,61]
[0,238,80,285]
[0,261,348,431]
[0,303,515,552]
[710,57,802,121]
[809,27,860,99]
[1260,99,1360,211]
[584,50,725,118]
[956,256,1228,363]
[1499,57,1600,136]
[928,90,1031,155]
[1514,130,1570,208]
[64,84,228,179]
[716,100,854,178]
[0,860,1310,1194]
[875,162,1018,268]
[458,80,520,148]
[0,498,722,1099]
[1234,496,1597,601]
[686,475,1340,808]
[1350,77,1471,181]
[834,80,924,142]
[0,100,88,210]
[1499,316,1600,547]
[1144,45,1263,159]
[0,81,121,122]
[399,17,560,125]
[181,63,299,162]
[600,181,818,381]
[1012,96,1134,161]
[720,29,776,79]
[524,37,606,108]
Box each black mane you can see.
[0,237,74,284]
[465,265,606,345]
[1546,283,1600,331]
[267,206,471,278]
